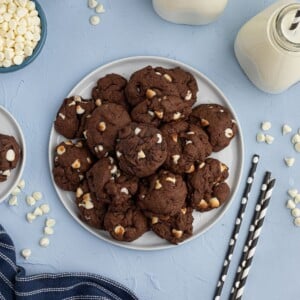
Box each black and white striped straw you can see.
[230,172,271,299]
[289,9,300,30]
[213,155,260,300]
[232,178,276,300]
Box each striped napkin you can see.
[0,224,138,300]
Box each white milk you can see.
[152,0,228,25]
[235,0,300,94]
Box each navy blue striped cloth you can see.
[0,225,138,300]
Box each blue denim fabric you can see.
[0,225,138,300]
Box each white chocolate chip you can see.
[59,113,65,120]
[134,127,141,135]
[116,151,122,158]
[294,217,300,227]
[76,105,85,115]
[98,121,106,131]
[95,99,102,106]
[199,162,206,169]
[292,208,300,217]
[186,140,192,145]
[6,149,15,161]
[288,189,298,198]
[256,132,266,143]
[146,89,156,99]
[152,217,159,224]
[137,150,146,159]
[292,134,300,144]
[40,204,50,214]
[18,179,25,189]
[173,112,182,120]
[185,90,192,101]
[76,187,84,198]
[165,177,176,184]
[120,187,129,195]
[68,101,76,107]
[284,157,295,167]
[11,187,21,196]
[265,135,274,144]
[295,194,300,204]
[57,145,66,155]
[46,218,56,227]
[172,155,180,165]
[90,15,100,25]
[286,199,296,209]
[32,192,42,201]
[155,180,162,190]
[33,207,43,216]
[21,248,31,259]
[95,3,105,13]
[74,95,82,102]
[225,128,233,138]
[110,165,118,174]
[187,131,195,135]
[155,111,164,119]
[282,124,292,135]
[172,229,183,238]
[294,143,300,153]
[26,196,36,206]
[114,225,125,236]
[8,196,18,206]
[71,159,81,169]
[26,212,36,223]
[88,0,98,8]
[44,226,54,235]
[261,121,272,131]
[163,73,172,82]
[148,110,154,117]
[156,133,162,144]
[39,237,50,248]
[2,170,11,177]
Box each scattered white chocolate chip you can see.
[33,207,43,216]
[88,0,98,9]
[32,192,42,201]
[256,132,266,143]
[292,208,300,217]
[137,150,146,159]
[44,226,54,235]
[155,180,162,190]
[261,121,272,131]
[39,237,50,248]
[21,248,31,260]
[11,187,21,196]
[292,134,300,144]
[156,133,162,144]
[46,218,56,227]
[294,143,300,153]
[134,127,141,135]
[26,196,36,206]
[285,157,295,167]
[90,15,100,25]
[265,135,274,144]
[288,189,298,198]
[74,96,82,102]
[18,179,25,189]
[282,124,292,135]
[294,217,300,227]
[172,155,180,165]
[8,196,18,206]
[95,3,105,13]
[6,149,15,161]
[40,204,50,214]
[26,212,36,223]
[286,199,296,209]
[295,194,300,204]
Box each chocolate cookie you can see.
[190,104,237,152]
[84,103,131,159]
[104,206,148,242]
[76,180,107,229]
[53,140,94,191]
[54,96,95,139]
[137,170,187,218]
[161,121,212,174]
[92,74,129,109]
[131,95,192,125]
[0,134,21,182]
[116,123,167,177]
[125,66,180,107]
[187,158,230,212]
[151,207,194,244]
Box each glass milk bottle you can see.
[152,0,228,25]
[235,0,300,93]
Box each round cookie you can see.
[92,74,129,109]
[84,103,131,159]
[53,140,94,191]
[137,170,187,218]
[76,180,107,229]
[116,123,168,177]
[125,66,180,107]
[54,96,96,139]
[151,207,194,244]
[104,206,148,242]
[0,134,21,182]
[187,158,230,212]
[161,121,212,174]
[190,104,237,152]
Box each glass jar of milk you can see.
[235,0,300,93]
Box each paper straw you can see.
[229,172,271,299]
[232,178,276,300]
[213,155,260,300]
[289,9,300,30]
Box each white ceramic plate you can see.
[49,56,244,251]
[0,106,26,203]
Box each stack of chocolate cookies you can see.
[52,66,237,244]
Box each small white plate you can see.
[0,106,26,203]
[49,56,244,251]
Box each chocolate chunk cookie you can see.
[190,104,237,152]
[116,123,167,177]
[53,140,94,191]
[54,96,95,139]
[104,206,148,242]
[86,156,120,203]
[76,180,107,229]
[92,74,129,109]
[161,121,212,174]
[137,170,187,218]
[187,158,230,212]
[84,103,131,159]
[151,207,194,244]
[0,134,21,182]
[125,66,180,107]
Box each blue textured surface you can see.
[0,1,299,299]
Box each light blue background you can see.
[0,1,299,299]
